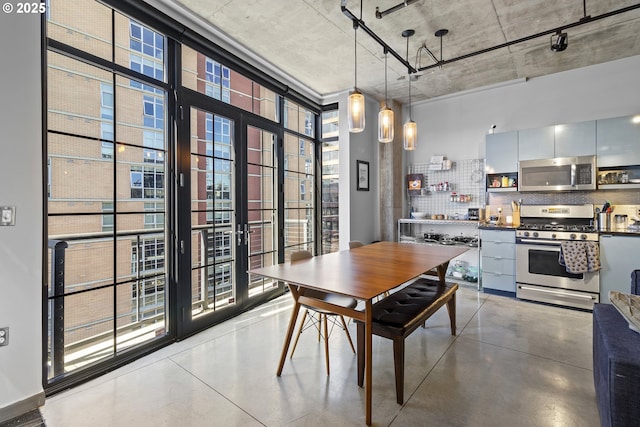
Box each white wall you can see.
[407,55,640,163]
[332,92,380,250]
[0,11,44,421]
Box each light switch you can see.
[0,206,16,226]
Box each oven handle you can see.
[570,163,576,187]
[519,285,597,300]
[516,238,563,246]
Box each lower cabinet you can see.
[599,234,640,303]
[480,229,516,294]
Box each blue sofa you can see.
[593,270,640,427]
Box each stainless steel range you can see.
[515,204,600,310]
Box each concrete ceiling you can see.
[169,0,640,105]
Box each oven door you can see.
[515,239,599,293]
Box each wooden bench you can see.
[355,278,458,404]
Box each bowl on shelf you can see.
[411,212,427,219]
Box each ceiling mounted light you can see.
[378,49,394,143]
[348,19,365,133]
[402,29,417,151]
[550,31,568,52]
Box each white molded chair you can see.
[289,250,357,375]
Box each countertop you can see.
[478,223,518,230]
[477,222,640,236]
[600,228,640,236]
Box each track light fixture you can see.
[550,31,568,52]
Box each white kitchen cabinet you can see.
[597,115,640,167]
[518,126,555,161]
[555,120,596,157]
[519,121,597,160]
[480,229,516,294]
[599,234,640,302]
[486,131,518,174]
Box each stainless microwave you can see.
[518,155,597,191]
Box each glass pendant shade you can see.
[378,106,394,142]
[403,120,417,150]
[348,90,365,133]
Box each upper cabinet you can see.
[518,121,596,161]
[518,126,555,160]
[555,120,597,157]
[486,131,518,173]
[596,115,640,167]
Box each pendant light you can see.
[402,29,417,150]
[348,21,365,133]
[378,49,394,142]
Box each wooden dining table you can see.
[248,241,468,425]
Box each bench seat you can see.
[356,277,458,404]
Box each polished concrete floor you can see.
[41,286,599,426]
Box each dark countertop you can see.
[478,223,640,236]
[478,223,518,230]
[600,228,640,237]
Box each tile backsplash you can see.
[488,189,640,219]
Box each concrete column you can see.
[379,100,403,242]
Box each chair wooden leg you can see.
[392,336,405,405]
[339,315,356,354]
[356,322,365,387]
[289,309,308,359]
[446,294,457,336]
[322,314,330,375]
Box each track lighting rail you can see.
[341,0,417,74]
[375,0,421,19]
[417,2,640,72]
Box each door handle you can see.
[236,224,244,245]
[244,224,254,246]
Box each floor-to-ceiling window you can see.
[44,0,321,391]
[46,1,170,387]
[321,109,339,254]
[283,100,316,260]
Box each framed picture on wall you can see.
[357,160,369,191]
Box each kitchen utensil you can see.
[614,214,628,229]
[423,232,442,241]
[598,212,611,231]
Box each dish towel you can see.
[558,241,601,274]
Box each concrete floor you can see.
[40,286,599,426]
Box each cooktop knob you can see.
[581,234,588,240]
[570,233,576,240]
[551,233,557,239]
[523,231,530,237]
[533,232,539,238]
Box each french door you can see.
[176,91,284,336]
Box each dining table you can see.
[248,241,468,425]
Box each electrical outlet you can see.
[0,327,8,347]
[0,206,16,226]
